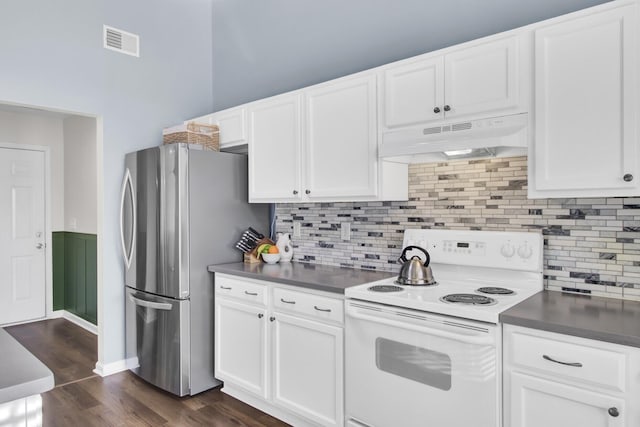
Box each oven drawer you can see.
[273,287,343,324]
[215,275,267,306]
[507,327,626,392]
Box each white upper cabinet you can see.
[305,74,378,200]
[383,56,444,128]
[381,34,527,130]
[529,1,640,198]
[248,94,302,202]
[191,106,248,149]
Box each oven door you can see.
[345,300,500,427]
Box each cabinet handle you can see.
[608,407,619,417]
[280,298,296,304]
[305,189,311,195]
[270,316,276,322]
[258,313,264,319]
[293,190,298,195]
[624,173,634,182]
[314,306,331,313]
[220,286,232,290]
[443,105,451,112]
[433,106,441,114]
[245,290,258,296]
[542,354,582,367]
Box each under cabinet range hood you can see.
[379,113,529,163]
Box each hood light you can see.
[443,147,496,159]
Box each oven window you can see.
[375,337,452,391]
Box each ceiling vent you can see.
[103,25,139,57]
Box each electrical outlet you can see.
[341,222,351,241]
[293,222,301,238]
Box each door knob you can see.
[36,243,44,249]
[624,174,633,182]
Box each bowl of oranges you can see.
[257,243,280,264]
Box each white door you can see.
[444,35,523,119]
[531,4,639,197]
[382,56,444,128]
[214,297,268,398]
[272,312,343,427]
[509,372,624,427]
[248,94,302,202]
[305,74,378,199]
[0,147,46,325]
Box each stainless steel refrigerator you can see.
[120,143,268,396]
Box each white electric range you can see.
[345,229,543,427]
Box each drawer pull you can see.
[220,286,232,290]
[543,354,583,367]
[245,291,258,296]
[280,298,296,304]
[314,306,332,313]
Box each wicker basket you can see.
[162,122,220,151]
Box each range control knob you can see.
[500,243,515,258]
[517,243,533,259]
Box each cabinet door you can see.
[305,74,378,199]
[444,35,523,119]
[248,94,302,202]
[531,4,639,197]
[214,298,268,398]
[272,312,344,427]
[382,56,444,128]
[509,372,624,427]
[212,106,247,148]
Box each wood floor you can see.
[5,319,289,427]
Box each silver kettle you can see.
[396,246,437,286]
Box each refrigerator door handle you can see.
[120,168,136,269]
[128,293,173,311]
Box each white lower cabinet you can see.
[272,312,344,427]
[214,297,268,398]
[215,274,344,427]
[504,325,640,427]
[510,372,624,427]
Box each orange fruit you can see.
[268,246,279,254]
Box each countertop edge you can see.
[208,265,345,294]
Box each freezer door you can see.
[125,288,190,396]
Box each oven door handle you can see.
[347,308,495,346]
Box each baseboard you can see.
[50,310,97,335]
[93,357,138,378]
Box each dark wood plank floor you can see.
[6,319,289,427]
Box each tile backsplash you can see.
[275,156,640,301]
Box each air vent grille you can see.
[452,122,473,131]
[103,25,139,57]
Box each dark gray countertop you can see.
[501,290,640,348]
[0,328,54,403]
[207,262,396,294]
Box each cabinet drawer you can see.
[215,275,267,306]
[273,288,344,324]
[509,330,626,392]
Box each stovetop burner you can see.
[476,287,515,295]
[369,285,404,293]
[440,293,497,305]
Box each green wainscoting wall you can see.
[52,232,97,325]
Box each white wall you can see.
[63,116,97,234]
[0,109,65,231]
[0,0,214,368]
